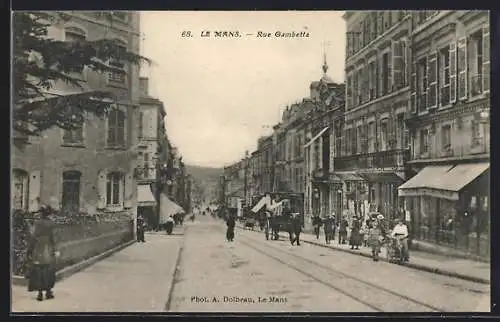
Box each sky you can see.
[140,11,346,168]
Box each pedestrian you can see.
[26,205,59,301]
[339,215,349,245]
[226,214,236,242]
[312,214,322,239]
[361,222,369,247]
[367,219,384,261]
[137,215,146,242]
[349,217,362,250]
[290,213,302,246]
[323,214,335,244]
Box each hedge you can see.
[12,209,134,276]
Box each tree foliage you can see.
[13,11,150,136]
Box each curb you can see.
[164,225,188,312]
[237,226,490,285]
[12,239,136,287]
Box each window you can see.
[107,109,126,147]
[12,169,28,210]
[441,125,451,151]
[439,46,451,106]
[417,57,428,112]
[335,122,342,156]
[420,129,429,153]
[368,122,375,152]
[63,124,84,144]
[380,121,388,151]
[352,70,359,106]
[471,121,482,146]
[469,31,483,97]
[108,42,127,84]
[369,61,376,99]
[362,65,370,103]
[397,114,405,148]
[61,171,81,212]
[64,27,86,79]
[382,52,390,95]
[352,127,358,154]
[346,74,353,109]
[356,126,363,153]
[106,172,123,206]
[138,112,144,138]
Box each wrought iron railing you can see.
[334,149,410,171]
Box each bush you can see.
[12,209,133,276]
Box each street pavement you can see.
[241,225,490,284]
[11,228,184,313]
[168,216,490,312]
[11,216,490,313]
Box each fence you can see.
[12,210,134,277]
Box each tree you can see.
[13,11,150,136]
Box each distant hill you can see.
[185,165,223,182]
[185,164,223,204]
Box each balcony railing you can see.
[334,149,410,171]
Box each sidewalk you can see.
[237,225,490,285]
[11,230,185,313]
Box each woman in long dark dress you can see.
[27,206,58,301]
[349,217,362,250]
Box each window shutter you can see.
[28,170,41,212]
[457,37,468,100]
[428,52,438,109]
[378,55,384,97]
[483,25,490,94]
[97,170,107,209]
[124,172,134,209]
[403,128,410,149]
[392,40,403,90]
[387,50,393,92]
[410,60,417,114]
[449,42,457,103]
[414,131,420,155]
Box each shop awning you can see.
[137,184,157,207]
[398,163,489,200]
[159,193,185,224]
[435,163,489,192]
[304,127,329,148]
[398,165,453,191]
[360,172,405,183]
[336,172,365,182]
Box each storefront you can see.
[398,162,490,258]
[137,184,157,229]
[360,172,405,222]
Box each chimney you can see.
[139,77,149,97]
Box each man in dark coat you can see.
[226,214,236,242]
[339,216,349,244]
[137,216,146,242]
[290,213,302,246]
[27,205,58,301]
[323,214,336,244]
[312,214,322,239]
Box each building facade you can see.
[12,12,141,228]
[399,11,490,258]
[134,77,169,227]
[339,11,412,223]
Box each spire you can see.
[322,51,328,75]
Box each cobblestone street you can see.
[168,217,490,312]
